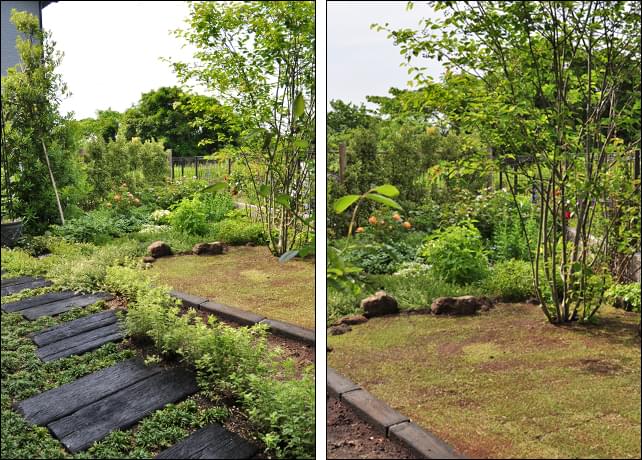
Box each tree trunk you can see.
[41,138,65,225]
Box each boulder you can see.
[147,241,172,258]
[328,324,352,336]
[142,256,156,263]
[431,296,494,316]
[192,241,225,255]
[339,314,369,326]
[361,291,399,318]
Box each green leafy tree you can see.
[1,10,87,230]
[382,1,641,323]
[120,86,238,157]
[173,1,315,256]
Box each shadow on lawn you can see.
[559,311,641,349]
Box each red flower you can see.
[564,211,571,220]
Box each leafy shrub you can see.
[169,197,209,235]
[82,136,169,202]
[482,259,535,301]
[51,206,150,244]
[169,193,235,236]
[419,222,489,284]
[212,218,266,245]
[244,369,315,459]
[342,242,411,274]
[605,282,641,313]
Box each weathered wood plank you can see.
[37,322,123,362]
[1,279,52,297]
[156,424,258,459]
[49,368,198,453]
[15,358,162,426]
[0,275,40,287]
[22,293,113,320]
[2,291,78,313]
[32,310,118,347]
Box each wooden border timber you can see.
[170,290,315,345]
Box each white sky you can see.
[327,1,444,109]
[42,1,196,119]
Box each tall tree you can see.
[1,9,82,229]
[173,1,315,256]
[120,86,238,157]
[382,1,641,323]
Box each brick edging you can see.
[327,367,464,459]
[170,290,315,346]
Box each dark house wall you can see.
[1,0,43,76]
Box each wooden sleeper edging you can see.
[327,366,465,459]
[170,290,315,345]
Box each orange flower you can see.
[113,194,121,202]
[402,221,412,229]
[392,213,402,222]
[368,216,377,225]
[355,227,365,233]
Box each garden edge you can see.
[327,367,465,460]
[170,290,316,345]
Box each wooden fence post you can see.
[339,143,347,183]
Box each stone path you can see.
[1,276,52,297]
[6,273,259,457]
[156,424,258,459]
[32,310,124,362]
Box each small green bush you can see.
[605,282,641,313]
[482,259,535,301]
[169,197,209,235]
[169,192,235,236]
[419,222,489,285]
[212,218,266,245]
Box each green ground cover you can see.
[328,303,641,459]
[151,246,315,329]
[1,239,314,459]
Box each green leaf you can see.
[201,182,227,193]
[372,184,400,197]
[364,193,403,210]
[333,195,360,214]
[293,93,305,119]
[275,194,290,209]
[258,184,271,197]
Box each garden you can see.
[2,2,315,459]
[327,2,640,458]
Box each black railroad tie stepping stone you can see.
[1,277,52,297]
[156,424,258,459]
[0,275,40,287]
[48,367,199,453]
[30,310,124,362]
[2,291,78,313]
[16,358,162,425]
[21,292,113,320]
[30,310,118,346]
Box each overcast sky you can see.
[327,1,444,109]
[43,1,195,119]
